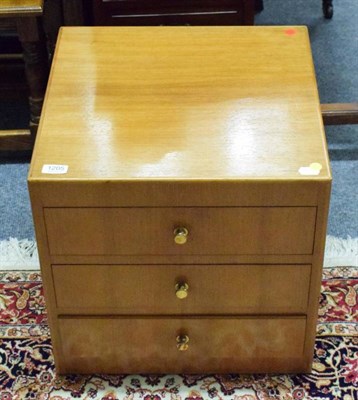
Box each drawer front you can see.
[58,316,306,374]
[93,0,248,26]
[104,12,241,26]
[53,264,311,315]
[97,0,242,14]
[45,207,316,256]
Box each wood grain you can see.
[44,206,316,256]
[28,27,331,374]
[302,181,331,370]
[58,316,307,374]
[27,180,323,207]
[53,264,311,315]
[29,27,330,181]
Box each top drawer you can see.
[44,207,316,256]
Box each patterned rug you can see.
[0,267,357,400]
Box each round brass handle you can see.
[175,282,189,299]
[174,227,189,245]
[176,334,189,351]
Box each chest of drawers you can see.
[28,26,331,374]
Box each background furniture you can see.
[321,103,358,125]
[323,0,333,19]
[42,0,88,59]
[0,0,48,152]
[92,0,255,26]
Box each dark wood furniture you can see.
[323,0,333,19]
[321,103,358,126]
[42,0,87,59]
[92,0,255,26]
[0,0,48,152]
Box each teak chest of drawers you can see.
[28,26,331,374]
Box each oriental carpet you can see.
[0,266,357,400]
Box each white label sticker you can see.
[298,166,320,176]
[298,162,322,176]
[42,164,68,174]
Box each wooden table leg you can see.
[323,0,333,19]
[16,16,49,139]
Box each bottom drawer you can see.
[57,317,307,374]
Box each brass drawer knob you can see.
[174,227,188,245]
[176,334,189,351]
[175,282,189,299]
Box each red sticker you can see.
[284,28,297,36]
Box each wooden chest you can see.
[28,26,331,374]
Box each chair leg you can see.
[323,0,333,19]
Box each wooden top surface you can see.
[0,0,43,17]
[29,27,331,182]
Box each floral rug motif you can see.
[0,267,357,400]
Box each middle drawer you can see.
[52,264,311,315]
